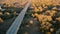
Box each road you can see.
[6,1,30,34]
[0,17,16,34]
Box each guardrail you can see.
[6,1,30,34]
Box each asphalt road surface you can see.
[6,1,31,34]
